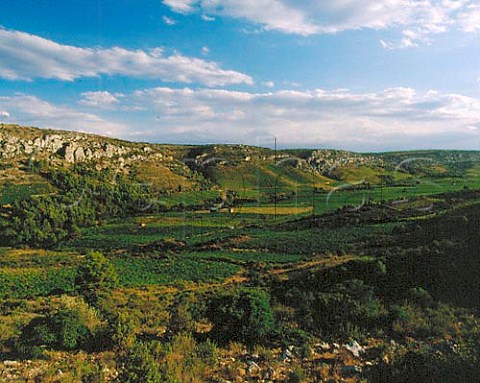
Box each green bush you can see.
[288,366,306,383]
[16,296,104,357]
[75,251,118,304]
[206,288,274,345]
[115,341,162,383]
[290,279,385,339]
[17,308,92,356]
[103,312,138,353]
[196,339,219,367]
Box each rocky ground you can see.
[0,337,461,382]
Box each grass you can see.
[182,250,307,264]
[232,206,313,215]
[0,182,53,204]
[0,248,241,297]
[237,223,398,255]
[271,177,480,215]
[0,267,77,298]
[112,256,240,287]
[68,221,230,249]
[157,190,221,208]
[65,212,264,250]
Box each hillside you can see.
[3,124,480,195]
[2,125,480,382]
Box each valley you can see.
[1,124,480,382]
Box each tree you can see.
[17,306,92,356]
[206,288,274,345]
[115,341,162,383]
[75,251,118,304]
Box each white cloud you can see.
[100,86,480,150]
[163,0,196,13]
[263,81,275,88]
[79,91,122,109]
[0,95,127,136]
[0,28,253,86]
[201,15,215,21]
[0,110,9,118]
[163,0,480,46]
[201,46,210,54]
[5,87,480,151]
[162,15,177,25]
[458,4,480,33]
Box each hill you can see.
[2,124,480,382]
[3,124,480,194]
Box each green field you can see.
[0,182,53,204]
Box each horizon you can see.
[1,1,480,151]
[4,123,480,154]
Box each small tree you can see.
[207,288,274,345]
[115,341,162,383]
[167,293,197,335]
[75,251,118,304]
[17,307,92,357]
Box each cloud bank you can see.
[0,28,253,86]
[5,87,480,151]
[163,0,480,46]
[0,95,127,136]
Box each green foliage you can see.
[390,303,459,338]
[0,182,52,205]
[167,294,196,335]
[107,313,138,352]
[152,333,217,382]
[75,251,118,304]
[0,266,76,299]
[116,341,162,383]
[3,166,158,248]
[17,304,95,356]
[370,347,480,383]
[113,256,239,287]
[195,339,219,367]
[288,367,306,383]
[279,260,388,339]
[207,288,274,345]
[3,195,72,248]
[239,224,396,255]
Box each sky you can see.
[1,0,480,151]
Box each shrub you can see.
[206,288,274,345]
[406,287,434,308]
[288,366,306,383]
[75,251,118,304]
[167,293,196,335]
[17,308,91,356]
[196,339,219,367]
[154,333,214,382]
[105,312,138,353]
[15,296,104,357]
[369,348,480,383]
[115,341,162,383]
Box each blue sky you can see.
[1,0,480,151]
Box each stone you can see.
[280,347,294,362]
[246,361,261,377]
[316,342,331,351]
[345,340,364,357]
[74,146,86,162]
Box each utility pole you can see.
[274,136,277,221]
[274,136,277,162]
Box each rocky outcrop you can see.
[307,150,384,174]
[0,125,154,164]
